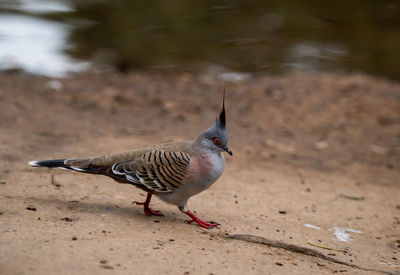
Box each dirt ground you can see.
[0,71,399,274]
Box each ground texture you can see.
[0,71,399,274]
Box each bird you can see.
[28,93,232,229]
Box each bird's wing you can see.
[72,141,193,167]
[111,149,191,193]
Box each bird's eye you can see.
[212,137,220,145]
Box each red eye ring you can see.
[212,137,220,145]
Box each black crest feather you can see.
[218,89,226,128]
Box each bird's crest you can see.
[217,89,226,128]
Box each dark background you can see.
[1,0,400,79]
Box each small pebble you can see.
[0,181,6,184]
[279,210,287,214]
[100,265,114,270]
[72,236,78,241]
[26,205,36,211]
[100,260,107,264]
[275,262,283,266]
[61,217,73,222]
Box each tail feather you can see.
[28,158,104,174]
[28,159,67,168]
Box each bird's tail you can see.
[28,158,97,173]
[29,159,68,168]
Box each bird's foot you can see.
[144,207,164,217]
[134,201,164,217]
[184,210,217,229]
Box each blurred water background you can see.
[0,0,399,79]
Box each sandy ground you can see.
[0,71,399,274]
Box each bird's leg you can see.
[183,210,217,229]
[134,193,164,217]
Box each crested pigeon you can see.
[28,94,232,229]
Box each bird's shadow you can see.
[26,196,181,225]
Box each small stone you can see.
[0,181,6,184]
[100,260,107,264]
[387,163,394,169]
[100,265,114,270]
[60,217,73,222]
[72,236,78,241]
[26,205,36,211]
[275,262,283,266]
[314,141,328,150]
[279,210,287,214]
[169,239,175,242]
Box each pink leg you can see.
[184,210,217,229]
[134,193,164,217]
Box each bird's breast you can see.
[187,152,225,185]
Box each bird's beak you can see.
[223,146,233,156]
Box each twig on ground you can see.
[227,234,395,275]
[339,194,365,201]
[307,241,345,253]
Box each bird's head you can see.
[195,91,232,156]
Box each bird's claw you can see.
[183,210,218,229]
[134,199,164,217]
[144,208,164,217]
[185,219,217,229]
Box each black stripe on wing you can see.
[111,149,190,193]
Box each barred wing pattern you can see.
[112,150,191,193]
